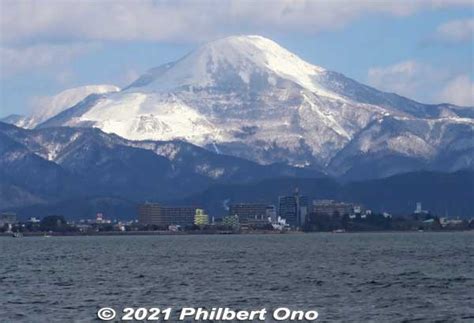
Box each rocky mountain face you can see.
[28,35,473,179]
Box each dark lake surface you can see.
[1,232,473,322]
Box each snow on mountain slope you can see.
[0,114,36,129]
[31,85,120,125]
[126,35,340,99]
[329,116,474,179]
[2,84,119,129]
[77,92,221,144]
[36,35,474,177]
[0,121,317,188]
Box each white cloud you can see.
[437,75,474,106]
[368,60,446,99]
[1,1,471,80]
[1,0,471,45]
[0,42,99,77]
[434,18,474,43]
[367,60,473,106]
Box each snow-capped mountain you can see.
[34,35,473,178]
[2,84,119,129]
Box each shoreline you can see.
[0,230,286,237]
[1,230,472,238]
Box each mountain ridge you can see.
[0,121,321,210]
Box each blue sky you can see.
[1,0,473,118]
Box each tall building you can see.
[279,196,297,226]
[299,196,309,226]
[278,189,308,227]
[138,203,196,227]
[194,209,209,226]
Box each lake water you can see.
[1,232,473,322]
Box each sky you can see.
[0,0,473,118]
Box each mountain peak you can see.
[197,34,325,70]
[127,34,327,93]
[34,35,473,176]
[208,34,274,44]
[202,34,287,53]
